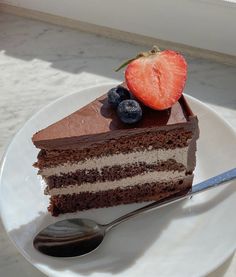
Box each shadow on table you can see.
[207,254,234,277]
[1,13,236,110]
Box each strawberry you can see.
[120,47,187,110]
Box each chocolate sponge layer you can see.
[45,159,187,190]
[35,129,193,170]
[48,177,192,216]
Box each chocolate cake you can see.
[32,92,199,216]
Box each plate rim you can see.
[0,82,235,277]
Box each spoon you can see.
[34,168,236,257]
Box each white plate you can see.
[0,84,236,277]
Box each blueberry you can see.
[117,100,142,124]
[107,86,130,108]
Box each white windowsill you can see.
[0,0,236,57]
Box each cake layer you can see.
[47,170,190,196]
[40,147,188,177]
[46,160,187,189]
[35,129,193,170]
[32,95,196,150]
[48,178,192,216]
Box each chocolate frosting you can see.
[32,92,198,150]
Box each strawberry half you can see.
[124,48,187,110]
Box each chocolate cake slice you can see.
[32,91,199,216]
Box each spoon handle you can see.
[105,168,236,231]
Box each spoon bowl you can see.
[33,218,105,257]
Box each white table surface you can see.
[0,12,235,277]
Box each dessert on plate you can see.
[32,46,199,216]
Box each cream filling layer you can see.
[41,147,189,177]
[48,170,186,196]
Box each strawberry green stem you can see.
[115,58,136,72]
[115,45,161,72]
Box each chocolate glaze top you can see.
[32,92,197,150]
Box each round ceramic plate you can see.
[0,84,235,277]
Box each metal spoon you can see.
[33,168,236,257]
